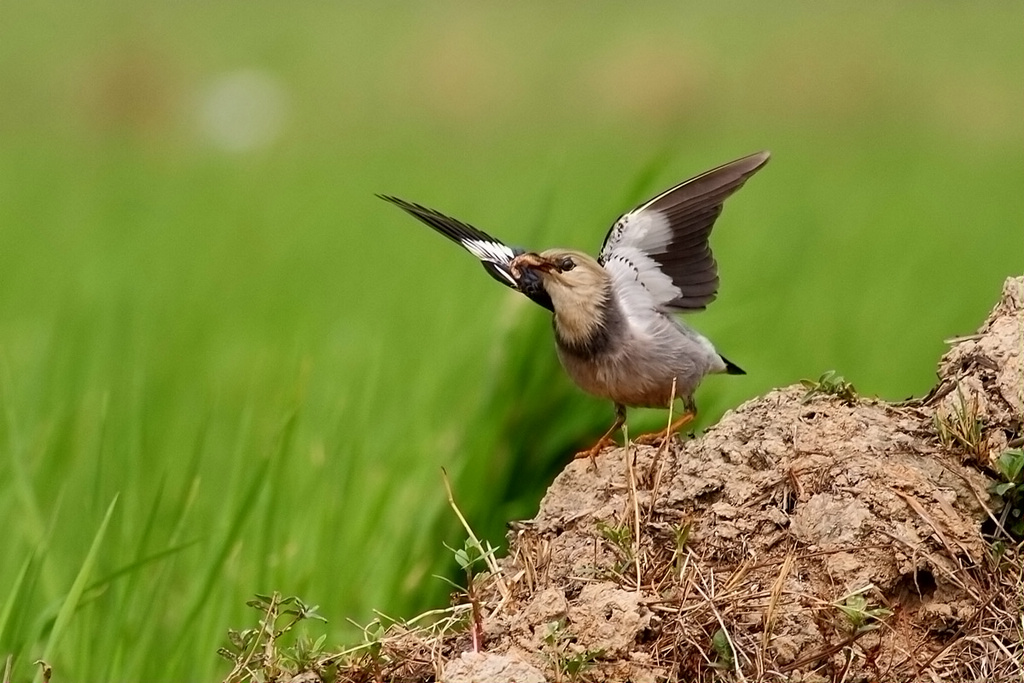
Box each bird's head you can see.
[510,249,606,297]
[510,249,613,344]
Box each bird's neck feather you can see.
[551,281,620,356]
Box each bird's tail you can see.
[719,355,746,375]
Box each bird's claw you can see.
[573,436,616,465]
[633,430,672,446]
[633,411,696,447]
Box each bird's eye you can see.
[559,257,576,272]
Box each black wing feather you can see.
[377,195,520,289]
[377,194,555,310]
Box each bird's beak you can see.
[509,252,554,296]
[510,252,555,279]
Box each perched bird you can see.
[379,151,769,459]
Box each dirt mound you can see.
[289,277,1023,683]
[479,388,1006,681]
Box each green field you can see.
[1,2,1021,680]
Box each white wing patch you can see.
[462,238,516,264]
[598,209,686,310]
[601,210,673,260]
[603,249,682,312]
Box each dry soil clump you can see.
[271,277,1024,683]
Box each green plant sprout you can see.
[990,448,1024,538]
[218,593,328,683]
[542,620,602,682]
[934,386,985,459]
[711,627,734,669]
[835,589,891,635]
[800,371,857,404]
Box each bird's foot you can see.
[634,411,696,446]
[573,404,627,470]
[632,431,667,446]
[573,435,617,467]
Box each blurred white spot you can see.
[197,70,288,152]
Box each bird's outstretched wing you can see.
[598,151,770,312]
[378,195,556,311]
[378,195,521,289]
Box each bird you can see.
[379,151,770,460]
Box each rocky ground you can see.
[228,276,1023,683]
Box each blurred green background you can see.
[0,1,1020,680]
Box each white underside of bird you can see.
[553,271,726,410]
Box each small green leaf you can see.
[712,628,734,666]
[993,482,1015,496]
[997,449,1024,482]
[837,594,868,628]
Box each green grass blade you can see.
[0,357,46,548]
[0,554,33,647]
[173,453,271,652]
[256,410,298,589]
[83,538,201,596]
[37,493,119,679]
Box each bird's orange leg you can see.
[574,403,626,462]
[635,400,697,445]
